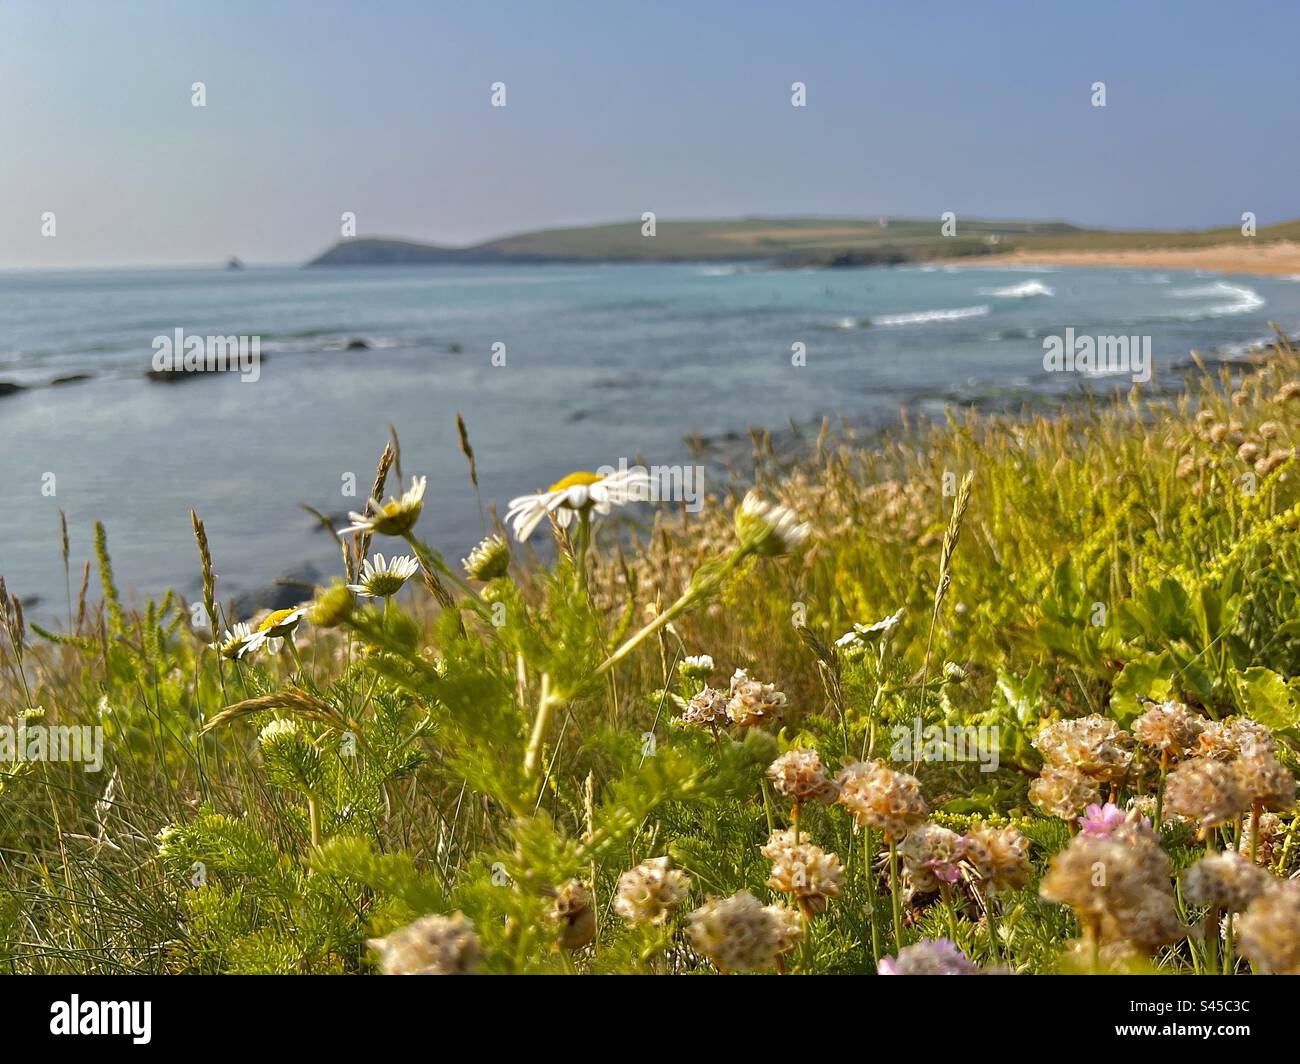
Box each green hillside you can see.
[306,215,1299,267]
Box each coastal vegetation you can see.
[306,215,1300,268]
[2,333,1300,975]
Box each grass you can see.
[2,332,1300,975]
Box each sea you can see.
[3,261,1299,620]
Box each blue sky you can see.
[2,0,1296,266]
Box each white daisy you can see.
[679,654,715,680]
[505,469,652,542]
[734,491,811,555]
[258,717,299,746]
[835,608,905,651]
[462,534,511,581]
[340,475,427,537]
[238,606,308,657]
[347,553,420,598]
[209,622,254,660]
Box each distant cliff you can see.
[304,217,1090,268]
[306,217,1300,268]
[307,238,490,266]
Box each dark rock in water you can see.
[146,369,197,384]
[346,338,370,350]
[145,356,266,383]
[0,380,27,397]
[50,373,93,387]
[233,564,322,615]
[310,510,351,532]
[568,409,590,423]
[448,342,463,354]
[226,256,244,270]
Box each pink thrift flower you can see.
[877,938,977,975]
[1077,801,1125,837]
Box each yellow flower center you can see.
[548,470,604,493]
[259,609,299,632]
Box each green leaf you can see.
[1232,667,1300,730]
[1108,653,1175,725]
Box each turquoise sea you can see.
[3,261,1299,617]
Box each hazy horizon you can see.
[4,0,1298,268]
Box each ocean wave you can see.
[979,280,1055,299]
[1214,335,1275,359]
[981,263,1061,274]
[1168,281,1265,318]
[870,305,990,327]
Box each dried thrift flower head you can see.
[550,879,596,950]
[1198,716,1275,761]
[768,902,805,953]
[767,748,838,805]
[878,938,977,975]
[1164,757,1251,829]
[725,668,787,728]
[461,534,510,581]
[1132,701,1205,761]
[347,553,420,598]
[1039,829,1182,952]
[899,823,965,893]
[1256,448,1294,476]
[734,491,811,555]
[342,475,427,537]
[1182,851,1273,912]
[1238,881,1300,974]
[613,857,691,926]
[1243,811,1288,869]
[687,891,805,972]
[367,913,482,975]
[961,824,1032,891]
[680,686,729,727]
[1236,750,1296,812]
[834,759,928,841]
[1033,715,1134,783]
[1029,765,1100,821]
[760,828,844,914]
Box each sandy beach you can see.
[964,240,1300,277]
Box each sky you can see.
[2,0,1297,267]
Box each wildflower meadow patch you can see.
[4,341,1300,987]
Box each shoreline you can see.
[948,240,1300,277]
